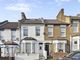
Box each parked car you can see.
[58,51,80,60]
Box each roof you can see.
[22,37,37,41]
[19,12,69,25]
[70,16,80,20]
[4,41,18,45]
[0,21,18,29]
[19,19,44,24]
[71,33,80,37]
[19,19,69,25]
[44,20,69,24]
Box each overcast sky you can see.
[0,0,80,22]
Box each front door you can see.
[45,44,49,57]
[72,40,78,51]
[0,48,1,57]
[39,43,43,55]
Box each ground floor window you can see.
[4,47,9,57]
[57,43,64,52]
[21,42,36,54]
[53,40,66,53]
[25,43,31,54]
[2,46,17,57]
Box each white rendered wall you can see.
[0,29,20,43]
[15,54,39,60]
[21,24,44,41]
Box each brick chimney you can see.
[77,14,80,17]
[56,8,65,22]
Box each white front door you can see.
[72,40,78,51]
[39,43,43,54]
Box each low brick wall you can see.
[53,52,68,60]
[0,57,14,60]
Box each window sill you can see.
[48,36,53,38]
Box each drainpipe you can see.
[19,22,21,53]
[70,35,72,52]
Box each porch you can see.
[15,37,47,60]
[0,40,18,60]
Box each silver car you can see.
[58,51,80,60]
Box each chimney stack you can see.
[77,14,80,17]
[21,12,27,20]
[57,8,65,22]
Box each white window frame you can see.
[21,42,36,54]
[35,26,40,36]
[72,21,79,32]
[53,40,66,53]
[11,29,16,40]
[60,25,66,37]
[57,43,64,52]
[0,29,4,40]
[48,25,53,37]
[23,27,28,36]
[25,43,31,54]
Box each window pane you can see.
[11,29,16,40]
[48,25,53,36]
[0,29,4,40]
[60,25,66,37]
[23,27,28,36]
[26,43,31,53]
[72,21,79,32]
[32,43,35,53]
[61,32,66,37]
[36,26,40,36]
[57,43,64,52]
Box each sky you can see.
[0,0,80,22]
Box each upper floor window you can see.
[23,27,28,36]
[0,29,4,40]
[48,25,53,37]
[11,29,16,40]
[72,21,79,32]
[35,26,40,36]
[60,25,66,37]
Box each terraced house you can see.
[0,9,80,60]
